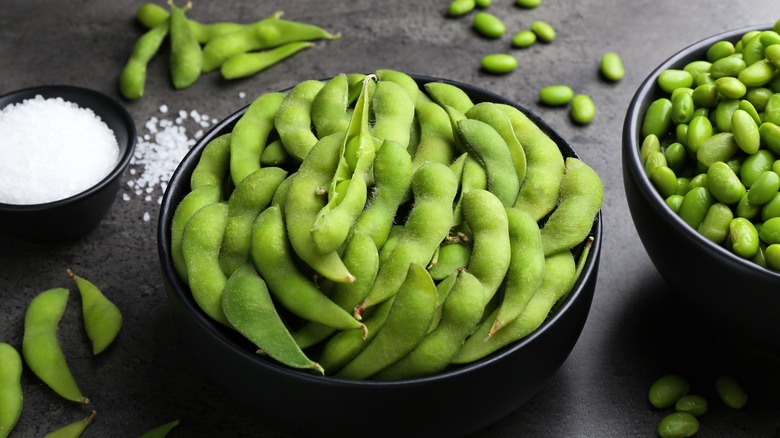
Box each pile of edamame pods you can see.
[119,2,340,100]
[641,19,780,271]
[171,69,604,379]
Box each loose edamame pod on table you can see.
[119,20,169,100]
[139,419,181,438]
[220,41,314,80]
[67,269,123,355]
[135,3,241,44]
[168,1,203,90]
[43,411,96,438]
[0,343,22,438]
[22,288,88,404]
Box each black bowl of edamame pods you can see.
[158,71,603,437]
[623,22,780,354]
[0,85,136,243]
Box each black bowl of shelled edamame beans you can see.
[623,23,780,354]
[0,85,136,243]
[158,73,603,437]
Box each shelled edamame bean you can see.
[640,21,780,270]
[170,71,604,380]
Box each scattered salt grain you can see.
[143,212,151,222]
[238,91,247,99]
[159,104,168,114]
[0,95,119,204]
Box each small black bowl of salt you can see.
[0,85,136,243]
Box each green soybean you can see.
[707,40,736,62]
[671,92,694,124]
[600,52,624,81]
[511,30,536,48]
[714,98,740,132]
[666,194,684,212]
[181,202,232,326]
[649,165,679,199]
[648,374,690,408]
[570,94,596,124]
[710,55,746,78]
[336,263,437,380]
[642,98,673,139]
[741,150,776,187]
[22,288,87,404]
[698,202,733,243]
[747,170,780,205]
[678,186,714,229]
[760,122,780,155]
[762,192,780,220]
[530,20,555,42]
[67,269,123,355]
[220,41,314,80]
[515,0,541,6]
[760,216,780,244]
[139,419,181,438]
[657,412,699,438]
[230,92,286,186]
[481,54,518,74]
[730,217,760,258]
[44,411,96,438]
[716,375,748,409]
[664,142,687,172]
[222,263,324,373]
[691,83,719,108]
[0,343,22,438]
[697,132,739,167]
[448,0,475,16]
[657,69,693,93]
[715,76,747,98]
[707,161,746,204]
[746,87,773,111]
[169,1,202,90]
[765,243,780,270]
[473,12,506,39]
[640,134,661,163]
[539,85,574,106]
[675,394,708,417]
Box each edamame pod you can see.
[456,118,520,207]
[466,102,527,186]
[356,162,458,317]
[218,167,288,276]
[22,288,87,404]
[424,82,475,114]
[169,2,202,90]
[452,250,576,364]
[411,101,457,171]
[0,343,22,438]
[119,21,169,100]
[371,80,416,149]
[139,419,181,438]
[336,263,437,380]
[220,41,314,80]
[490,207,545,335]
[191,133,231,192]
[222,263,324,373]
[67,269,123,355]
[275,80,325,162]
[170,185,222,281]
[251,205,365,332]
[312,74,351,139]
[230,92,287,186]
[540,158,604,256]
[181,202,232,326]
[498,104,565,221]
[43,411,96,438]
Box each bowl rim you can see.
[0,84,137,211]
[158,74,603,386]
[622,23,780,281]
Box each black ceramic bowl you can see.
[158,75,602,437]
[0,85,136,243]
[623,24,780,353]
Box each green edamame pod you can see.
[371,80,416,149]
[201,16,339,72]
[375,69,428,105]
[678,186,714,229]
[230,92,286,186]
[716,375,748,409]
[170,185,222,282]
[139,419,181,438]
[169,1,202,90]
[119,21,169,100]
[220,41,314,80]
[707,161,746,204]
[191,133,231,192]
[336,263,437,380]
[356,162,458,317]
[312,73,351,139]
[452,250,576,364]
[135,3,241,43]
[0,343,22,438]
[698,203,733,243]
[374,269,484,380]
[218,167,288,276]
[540,158,604,256]
[222,263,324,373]
[275,80,325,162]
[260,139,290,167]
[499,104,565,221]
[411,101,457,171]
[22,288,87,404]
[490,207,545,335]
[67,270,123,355]
[181,202,232,326]
[352,139,413,250]
[424,82,475,114]
[466,102,527,185]
[457,118,520,207]
[283,132,354,283]
[251,206,365,333]
[642,98,673,141]
[311,176,368,254]
[730,217,760,258]
[43,411,96,438]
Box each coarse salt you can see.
[0,95,119,205]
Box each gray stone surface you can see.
[1,0,779,436]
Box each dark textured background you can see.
[2,1,780,436]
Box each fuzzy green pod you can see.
[139,419,181,438]
[43,411,96,438]
[67,270,123,355]
[229,92,287,186]
[0,343,22,438]
[119,21,169,100]
[169,2,202,90]
[220,41,314,80]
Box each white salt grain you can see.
[159,104,168,114]
[143,212,150,222]
[0,95,119,204]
